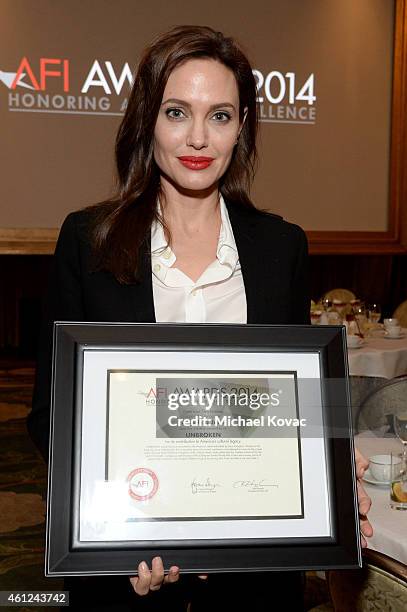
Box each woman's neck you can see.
[159,177,220,235]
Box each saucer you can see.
[384,333,405,340]
[363,468,390,486]
[347,340,365,349]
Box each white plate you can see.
[363,468,390,486]
[384,333,405,340]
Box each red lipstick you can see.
[177,156,214,170]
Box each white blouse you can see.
[151,196,247,324]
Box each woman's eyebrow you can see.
[161,98,236,111]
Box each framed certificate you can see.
[46,323,361,575]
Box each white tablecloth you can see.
[348,330,407,378]
[356,435,407,565]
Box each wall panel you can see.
[0,0,405,253]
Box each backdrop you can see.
[0,0,394,235]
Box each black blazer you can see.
[28,201,310,460]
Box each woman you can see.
[28,25,371,611]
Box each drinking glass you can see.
[394,414,407,458]
[390,452,407,510]
[322,298,332,312]
[353,302,367,335]
[367,303,382,324]
[327,311,341,325]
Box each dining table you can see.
[356,434,407,565]
[345,329,407,427]
[347,329,407,379]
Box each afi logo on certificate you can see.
[127,467,159,502]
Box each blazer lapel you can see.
[130,237,156,323]
[226,201,279,324]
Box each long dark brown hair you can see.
[92,25,259,283]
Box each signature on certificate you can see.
[233,479,278,490]
[190,477,222,494]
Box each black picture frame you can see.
[46,322,361,576]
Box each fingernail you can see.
[140,561,148,571]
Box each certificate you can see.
[107,372,302,520]
[46,323,361,575]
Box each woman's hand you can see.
[355,447,373,547]
[129,557,179,595]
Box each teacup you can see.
[384,318,399,329]
[386,325,402,338]
[370,454,401,482]
[347,334,363,348]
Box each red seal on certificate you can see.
[127,467,159,501]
